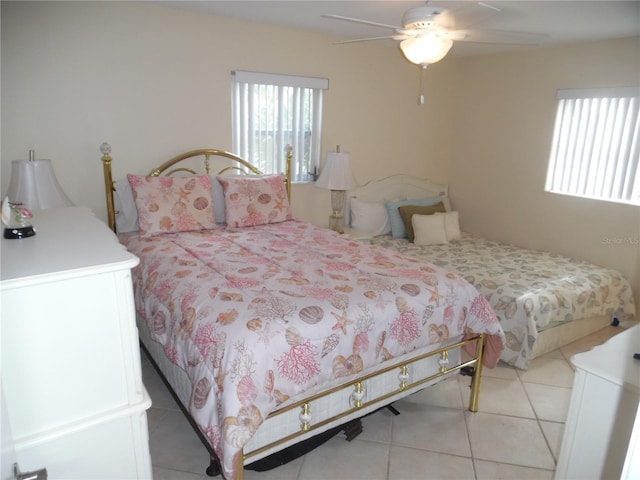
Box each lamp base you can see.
[328,214,345,234]
[4,226,36,239]
[328,189,346,233]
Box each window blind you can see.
[232,71,328,182]
[545,86,640,205]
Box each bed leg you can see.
[206,456,221,476]
[234,451,244,480]
[343,419,363,441]
[207,452,244,479]
[386,405,401,416]
[468,333,485,412]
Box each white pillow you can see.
[435,211,461,241]
[211,175,227,224]
[350,198,391,236]
[114,178,139,233]
[412,213,449,246]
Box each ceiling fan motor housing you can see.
[402,5,445,30]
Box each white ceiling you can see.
[158,0,640,56]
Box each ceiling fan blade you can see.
[450,29,549,46]
[322,14,401,31]
[437,2,501,30]
[333,35,400,45]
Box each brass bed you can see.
[100,143,505,479]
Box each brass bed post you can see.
[100,142,117,233]
[468,333,485,412]
[236,450,244,480]
[285,144,293,201]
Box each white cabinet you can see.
[555,324,640,480]
[1,207,152,479]
[622,400,640,479]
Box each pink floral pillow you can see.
[216,173,292,227]
[127,174,215,238]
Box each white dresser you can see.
[0,207,152,479]
[555,323,640,480]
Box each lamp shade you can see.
[316,151,357,191]
[6,159,73,210]
[400,36,453,66]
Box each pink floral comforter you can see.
[121,220,504,479]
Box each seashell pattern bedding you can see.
[120,220,505,479]
[369,232,636,369]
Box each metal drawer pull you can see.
[14,463,47,480]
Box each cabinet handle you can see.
[13,463,47,480]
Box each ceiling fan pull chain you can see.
[418,65,427,105]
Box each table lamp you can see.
[2,151,73,239]
[315,146,357,233]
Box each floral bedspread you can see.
[121,220,504,479]
[369,233,636,369]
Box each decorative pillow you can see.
[435,211,461,241]
[350,198,391,236]
[217,173,292,227]
[398,202,446,242]
[412,213,449,246]
[384,197,447,238]
[127,174,215,238]
[212,173,277,224]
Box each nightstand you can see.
[1,206,152,479]
[341,227,372,240]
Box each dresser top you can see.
[572,323,640,392]
[1,206,138,289]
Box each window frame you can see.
[231,70,329,182]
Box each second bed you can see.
[346,174,636,370]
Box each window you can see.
[232,71,329,182]
[545,86,640,206]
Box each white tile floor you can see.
[143,326,624,480]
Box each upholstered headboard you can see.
[345,174,449,228]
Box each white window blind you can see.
[545,86,640,205]
[232,71,329,182]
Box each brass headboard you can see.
[100,143,293,233]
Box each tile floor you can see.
[143,326,624,480]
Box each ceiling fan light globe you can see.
[400,36,453,66]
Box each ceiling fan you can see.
[323,1,547,68]
[323,1,546,104]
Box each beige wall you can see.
[0,0,455,227]
[2,2,638,303]
[448,37,640,304]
